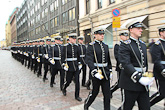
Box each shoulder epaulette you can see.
[89,41,95,45]
[123,40,131,44]
[155,40,160,45]
[139,40,145,44]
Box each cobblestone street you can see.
[0,50,164,110]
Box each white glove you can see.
[32,55,35,59]
[50,59,55,65]
[94,73,103,80]
[64,66,68,71]
[45,54,49,59]
[78,64,82,70]
[37,58,40,62]
[161,69,165,77]
[139,77,154,86]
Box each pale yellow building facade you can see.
[79,0,165,48]
[0,39,7,48]
[5,20,11,47]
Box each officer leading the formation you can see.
[62,33,82,102]
[150,25,165,106]
[118,20,154,110]
[84,28,112,110]
[110,31,129,99]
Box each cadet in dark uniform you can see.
[37,39,44,77]
[84,28,112,110]
[62,33,82,102]
[150,25,165,106]
[31,40,36,71]
[110,31,129,98]
[27,41,33,69]
[77,36,87,87]
[33,40,39,74]
[49,36,65,89]
[42,37,51,82]
[118,21,154,110]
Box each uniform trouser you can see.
[150,92,164,106]
[63,69,80,98]
[37,61,42,75]
[81,65,86,86]
[51,67,65,90]
[34,59,38,73]
[123,90,150,110]
[24,56,27,67]
[31,58,34,71]
[27,56,31,68]
[43,62,49,79]
[86,70,92,88]
[110,71,123,99]
[85,78,110,110]
[21,55,24,65]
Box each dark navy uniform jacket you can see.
[49,44,64,69]
[118,37,148,91]
[86,40,112,80]
[62,43,81,72]
[150,39,165,97]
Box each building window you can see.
[51,19,54,28]
[86,0,90,14]
[55,16,59,26]
[62,12,68,23]
[50,3,54,12]
[109,0,115,4]
[45,8,48,16]
[62,0,67,5]
[69,8,75,21]
[98,0,102,9]
[42,11,44,18]
[54,0,58,10]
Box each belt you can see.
[160,61,165,64]
[53,57,61,60]
[39,54,42,56]
[134,67,146,72]
[94,63,108,67]
[65,58,77,61]
[80,55,85,58]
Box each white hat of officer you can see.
[77,36,84,40]
[92,27,105,34]
[157,25,165,32]
[54,36,61,40]
[125,19,144,29]
[119,30,129,36]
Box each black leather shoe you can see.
[50,84,53,87]
[62,89,66,96]
[84,104,88,110]
[75,97,82,102]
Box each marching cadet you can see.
[33,40,39,74]
[77,36,87,87]
[43,37,51,82]
[24,41,28,67]
[150,25,165,106]
[110,31,129,99]
[36,39,45,77]
[84,28,112,110]
[118,20,154,110]
[49,36,65,89]
[31,40,36,71]
[27,41,33,69]
[62,33,82,102]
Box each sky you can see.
[0,0,24,41]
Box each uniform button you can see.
[134,76,136,79]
